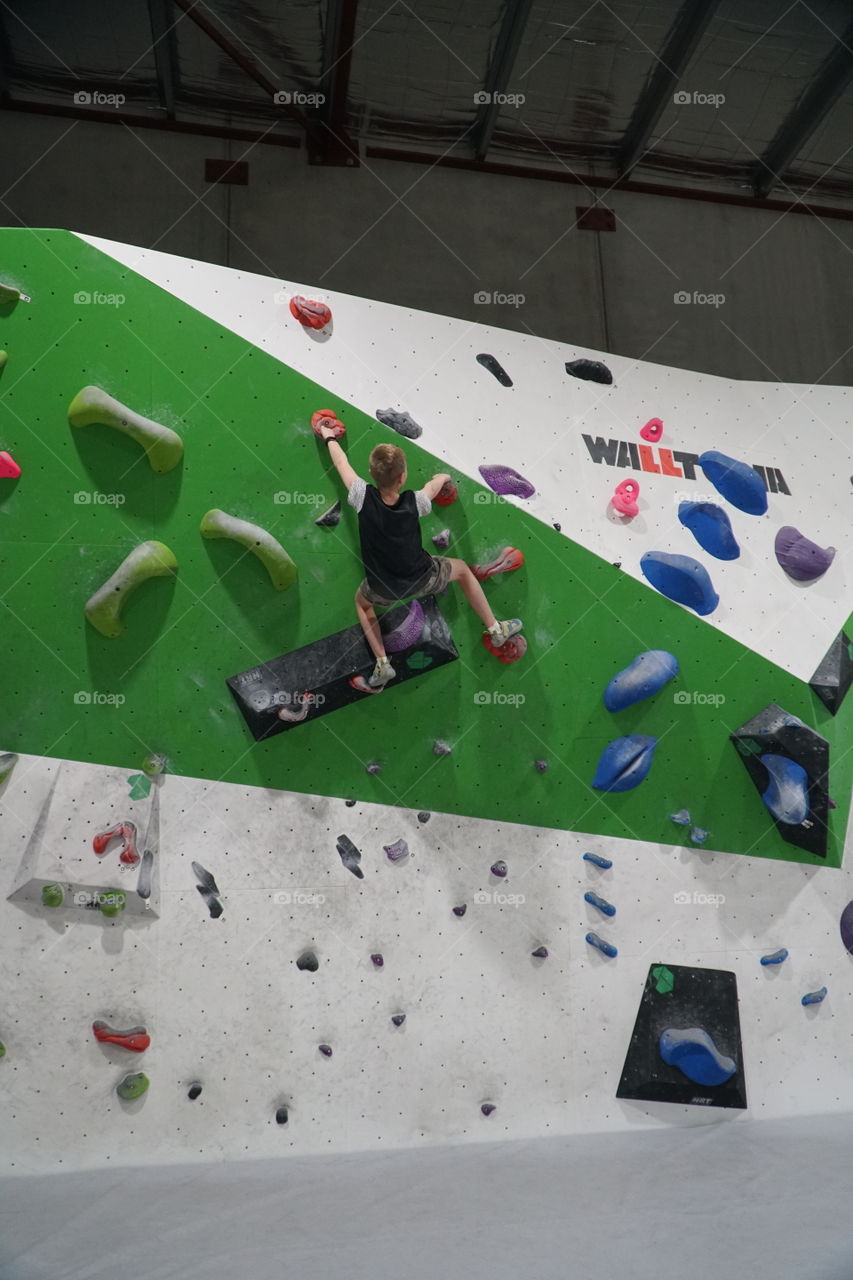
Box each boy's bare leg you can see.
[447,559,497,629]
[355,589,388,661]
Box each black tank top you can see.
[358,486,433,600]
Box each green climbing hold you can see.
[85,540,178,638]
[116,1071,149,1100]
[200,509,297,591]
[406,651,433,671]
[0,752,18,788]
[42,883,65,908]
[0,1041,6,1059]
[141,752,166,778]
[735,737,764,757]
[99,890,127,918]
[127,774,152,800]
[652,965,675,995]
[68,386,184,474]
[0,350,7,369]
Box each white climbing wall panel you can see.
[79,233,853,683]
[2,749,853,1176]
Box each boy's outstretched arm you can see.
[320,428,359,490]
[421,472,452,501]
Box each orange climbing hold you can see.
[311,409,346,439]
[471,547,524,582]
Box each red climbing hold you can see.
[434,480,457,507]
[640,418,663,442]
[93,822,140,867]
[482,631,527,664]
[471,547,524,582]
[311,408,346,439]
[92,1020,151,1053]
[289,295,332,330]
[0,451,20,478]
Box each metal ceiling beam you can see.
[172,0,319,143]
[310,0,360,165]
[0,11,12,101]
[473,0,534,162]
[148,0,180,118]
[617,0,721,178]
[753,15,853,198]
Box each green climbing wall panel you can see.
[1,228,850,866]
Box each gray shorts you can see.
[358,556,453,608]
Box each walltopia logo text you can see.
[582,434,790,495]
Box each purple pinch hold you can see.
[391,1013,406,1027]
[318,1044,333,1057]
[366,763,382,775]
[432,528,451,549]
[481,1103,496,1117]
[491,859,507,878]
[371,953,384,968]
[534,759,548,773]
[384,838,409,862]
[531,946,548,959]
[381,599,425,654]
[478,464,535,499]
[453,904,467,917]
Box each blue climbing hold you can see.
[640,551,719,616]
[698,450,768,516]
[760,754,809,825]
[678,502,740,560]
[586,931,617,958]
[760,948,788,966]
[592,735,657,793]
[669,809,691,826]
[689,827,709,844]
[604,649,679,712]
[659,1027,736,1086]
[583,852,612,869]
[802,987,827,1006]
[584,891,616,917]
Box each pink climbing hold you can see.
[289,296,332,330]
[640,418,663,443]
[0,451,20,478]
[276,692,315,723]
[93,821,140,867]
[471,547,524,582]
[611,479,640,517]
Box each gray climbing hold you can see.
[187,1082,202,1100]
[275,1105,289,1124]
[336,834,364,878]
[417,811,431,824]
[296,950,319,972]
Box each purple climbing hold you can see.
[383,839,409,863]
[381,599,425,654]
[534,759,548,773]
[491,860,507,878]
[434,740,452,756]
[391,1013,406,1027]
[371,953,384,967]
[453,904,467,917]
[840,901,853,955]
[432,528,451,549]
[478,464,535,499]
[480,1102,497,1116]
[774,527,836,582]
[319,1044,333,1057]
[366,763,382,776]
[531,946,548,959]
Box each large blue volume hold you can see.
[640,552,719,616]
[659,1027,736,1086]
[698,450,768,516]
[678,502,741,560]
[604,650,679,711]
[591,735,657,792]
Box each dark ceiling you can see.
[3,1,853,206]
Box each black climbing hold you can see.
[417,812,431,824]
[275,1106,289,1125]
[315,500,341,528]
[296,950,319,972]
[476,353,513,386]
[187,1082,202,1100]
[809,629,853,717]
[565,358,613,384]
[345,798,356,807]
[553,522,561,532]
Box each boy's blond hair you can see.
[369,443,406,489]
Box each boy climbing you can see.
[317,419,523,689]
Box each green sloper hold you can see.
[200,509,297,591]
[100,890,127,918]
[68,386,184,475]
[117,1071,149,1100]
[42,883,65,908]
[85,540,178,638]
[0,351,7,369]
[0,1041,5,1058]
